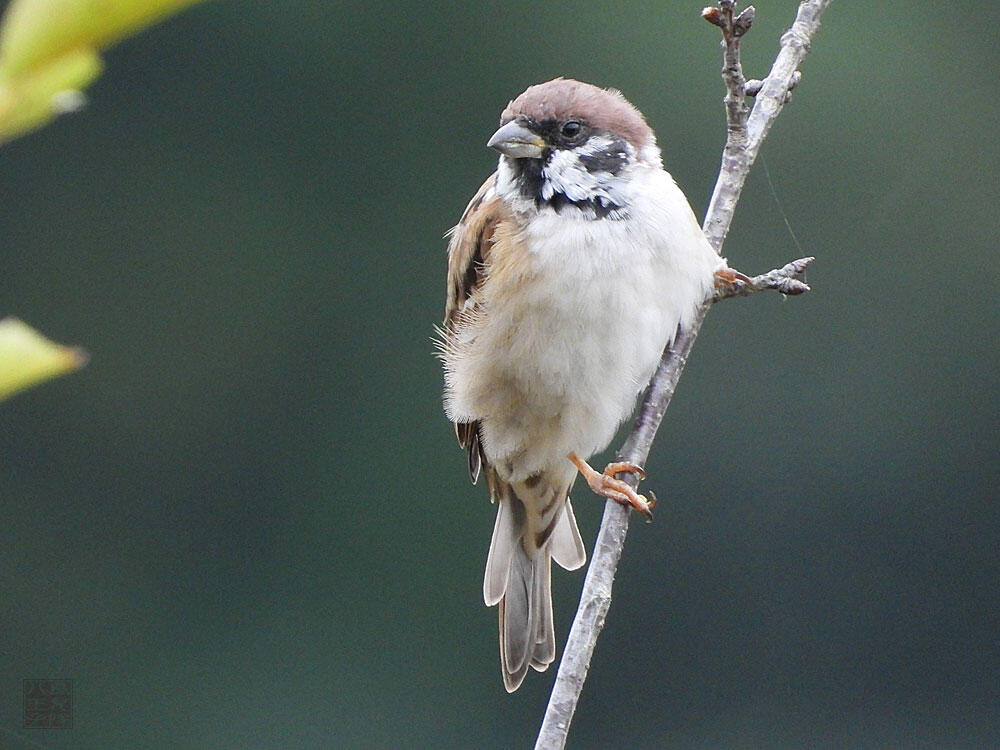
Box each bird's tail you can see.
[484,473,586,692]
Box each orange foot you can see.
[714,267,753,296]
[568,452,656,520]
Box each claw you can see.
[646,490,658,511]
[568,452,655,519]
[714,267,753,296]
[603,460,646,481]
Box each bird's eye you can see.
[560,120,582,138]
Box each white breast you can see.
[445,166,722,482]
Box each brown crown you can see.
[500,78,654,152]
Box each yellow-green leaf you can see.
[0,45,100,144]
[0,0,205,144]
[0,317,88,401]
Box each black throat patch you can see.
[507,134,631,220]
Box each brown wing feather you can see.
[444,172,500,328]
[444,172,503,486]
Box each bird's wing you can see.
[443,172,504,486]
[444,172,501,328]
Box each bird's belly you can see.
[470,255,675,479]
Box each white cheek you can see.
[496,137,640,217]
[542,141,636,208]
[496,157,516,197]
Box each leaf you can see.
[0,317,88,401]
[0,0,205,145]
[0,46,100,144]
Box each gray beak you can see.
[487,119,547,159]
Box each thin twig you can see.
[535,2,834,747]
[713,257,814,301]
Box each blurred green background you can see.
[1,1,997,747]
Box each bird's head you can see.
[488,78,661,219]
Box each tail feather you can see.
[529,552,555,670]
[549,498,586,571]
[499,544,534,689]
[485,472,586,692]
[483,495,518,607]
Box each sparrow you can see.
[439,78,725,692]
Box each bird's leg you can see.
[567,452,655,519]
[713,267,753,297]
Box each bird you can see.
[439,78,725,692]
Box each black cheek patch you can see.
[507,146,627,220]
[577,137,629,176]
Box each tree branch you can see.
[535,2,834,747]
[713,257,814,301]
